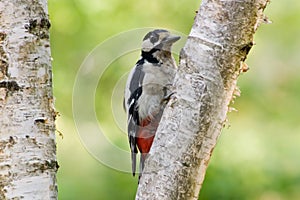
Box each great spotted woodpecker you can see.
[124,29,180,180]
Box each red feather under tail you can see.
[136,113,162,181]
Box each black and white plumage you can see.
[124,29,180,179]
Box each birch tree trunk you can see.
[136,0,269,199]
[0,0,57,199]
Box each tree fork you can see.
[136,0,269,199]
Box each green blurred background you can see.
[48,0,300,199]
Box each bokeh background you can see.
[48,0,300,199]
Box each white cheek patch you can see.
[142,39,153,51]
[142,39,162,51]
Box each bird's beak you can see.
[164,35,181,44]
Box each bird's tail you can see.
[138,153,148,182]
[131,151,136,176]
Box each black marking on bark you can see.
[34,118,46,124]
[8,136,15,145]
[0,81,20,92]
[0,33,8,78]
[27,136,38,145]
[32,160,59,173]
[26,19,37,30]
[0,32,6,42]
[182,162,190,167]
[0,59,8,76]
[25,18,51,39]
[40,18,51,29]
[240,41,254,61]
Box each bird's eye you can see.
[150,34,159,44]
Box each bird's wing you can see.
[124,62,145,176]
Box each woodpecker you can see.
[124,29,180,180]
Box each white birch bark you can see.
[0,0,57,199]
[136,0,269,199]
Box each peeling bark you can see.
[0,0,57,199]
[136,0,269,199]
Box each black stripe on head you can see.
[143,31,158,44]
[143,29,168,44]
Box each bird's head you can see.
[141,29,180,53]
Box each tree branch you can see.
[136,0,269,199]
